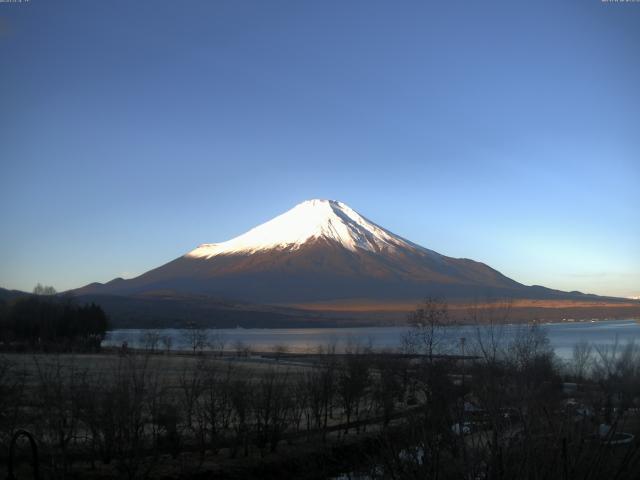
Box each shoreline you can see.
[105,316,640,331]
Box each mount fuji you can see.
[72,200,640,328]
[73,200,634,326]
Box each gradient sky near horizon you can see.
[1,0,638,298]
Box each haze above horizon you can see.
[0,1,638,298]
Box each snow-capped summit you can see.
[75,199,532,305]
[71,199,631,324]
[186,199,427,258]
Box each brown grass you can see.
[284,298,640,323]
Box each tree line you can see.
[0,285,109,351]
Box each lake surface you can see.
[104,319,640,360]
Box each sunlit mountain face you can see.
[74,199,601,306]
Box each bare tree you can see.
[160,334,173,354]
[467,299,512,364]
[507,323,554,370]
[251,369,292,454]
[272,343,289,361]
[140,330,161,353]
[201,361,235,455]
[229,375,251,458]
[233,340,251,357]
[34,355,89,475]
[403,297,449,361]
[338,345,370,433]
[178,358,207,465]
[209,330,226,357]
[33,283,57,295]
[182,322,209,354]
[0,356,25,461]
[571,339,593,380]
[372,356,405,427]
[592,339,640,419]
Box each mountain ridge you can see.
[69,199,638,325]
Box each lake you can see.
[104,318,640,360]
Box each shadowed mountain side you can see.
[0,287,30,303]
[74,238,527,303]
[73,293,376,329]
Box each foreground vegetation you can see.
[2,300,640,479]
[0,285,109,352]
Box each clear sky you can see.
[1,0,638,298]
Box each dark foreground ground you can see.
[4,327,640,479]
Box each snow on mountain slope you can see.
[73,199,535,303]
[186,199,435,258]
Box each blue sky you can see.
[1,0,638,297]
